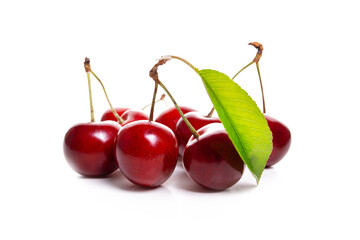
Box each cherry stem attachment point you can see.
[149,82,158,122]
[149,58,200,139]
[84,58,95,122]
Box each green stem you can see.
[87,72,95,122]
[169,55,200,75]
[158,81,200,139]
[90,70,125,124]
[149,82,158,122]
[232,61,254,80]
[256,62,266,113]
[170,55,216,118]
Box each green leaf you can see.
[198,69,273,183]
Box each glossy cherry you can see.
[183,123,245,190]
[175,112,221,156]
[115,120,178,187]
[120,109,148,126]
[265,115,291,167]
[101,107,129,122]
[155,106,196,133]
[64,121,121,177]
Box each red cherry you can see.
[183,123,245,190]
[101,107,130,122]
[63,121,121,177]
[155,106,196,133]
[120,109,148,126]
[175,112,221,156]
[265,115,291,167]
[115,120,178,187]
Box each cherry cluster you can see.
[63,43,291,191]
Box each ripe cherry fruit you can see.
[175,111,221,156]
[63,58,121,177]
[265,115,291,167]
[64,121,120,177]
[119,109,148,126]
[115,120,178,187]
[101,108,149,126]
[183,123,245,190]
[155,106,196,133]
[101,107,129,122]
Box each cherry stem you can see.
[206,107,215,118]
[232,61,254,80]
[256,62,266,113]
[89,70,125,124]
[158,81,200,139]
[142,94,166,111]
[149,82,158,122]
[149,58,200,140]
[169,55,199,74]
[232,42,267,114]
[84,58,95,122]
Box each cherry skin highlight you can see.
[115,120,178,187]
[175,112,221,156]
[183,123,245,190]
[155,106,196,133]
[101,107,130,122]
[265,115,291,167]
[63,121,121,177]
[120,109,148,126]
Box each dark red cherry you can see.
[115,120,178,187]
[265,115,291,167]
[63,121,121,177]
[120,109,148,126]
[183,123,245,190]
[175,112,221,156]
[155,106,196,133]
[101,107,130,122]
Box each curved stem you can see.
[158,81,200,139]
[169,55,200,75]
[142,94,166,110]
[90,70,125,124]
[232,61,254,80]
[170,55,217,117]
[87,71,95,122]
[149,82,158,122]
[255,62,266,113]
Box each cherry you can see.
[115,120,178,187]
[119,109,148,126]
[101,107,129,122]
[265,115,291,167]
[64,121,120,177]
[155,106,196,133]
[64,58,121,177]
[183,123,245,190]
[175,112,221,156]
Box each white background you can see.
[1,0,359,239]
